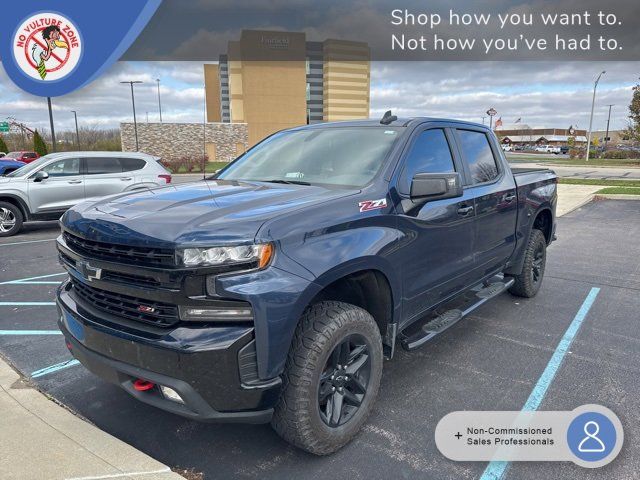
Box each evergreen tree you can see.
[0,135,8,153]
[33,130,48,156]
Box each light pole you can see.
[70,110,80,150]
[120,80,143,151]
[604,104,614,152]
[47,97,56,152]
[585,71,605,162]
[156,78,163,123]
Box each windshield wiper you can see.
[262,179,312,186]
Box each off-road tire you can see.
[508,228,546,298]
[271,301,383,455]
[0,201,23,237]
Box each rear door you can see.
[394,125,477,323]
[27,157,84,213]
[82,157,134,201]
[453,128,518,276]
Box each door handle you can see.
[457,205,474,216]
[68,180,82,184]
[504,192,517,202]
[120,177,132,181]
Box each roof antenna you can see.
[380,110,397,125]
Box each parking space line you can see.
[0,330,61,335]
[65,467,172,480]
[31,359,80,378]
[0,272,66,285]
[0,238,57,247]
[0,302,56,306]
[479,287,601,480]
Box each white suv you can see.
[0,151,172,236]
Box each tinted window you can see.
[24,153,37,159]
[400,129,455,193]
[85,157,122,175]
[457,130,499,184]
[119,157,146,172]
[41,158,80,177]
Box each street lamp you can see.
[585,71,605,162]
[47,97,56,152]
[156,78,163,123]
[120,80,143,151]
[604,104,614,151]
[70,110,80,150]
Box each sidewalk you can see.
[0,357,185,480]
[556,184,603,216]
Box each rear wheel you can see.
[508,228,546,298]
[0,202,23,237]
[271,301,383,455]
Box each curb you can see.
[594,194,640,201]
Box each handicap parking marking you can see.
[479,287,601,480]
[31,358,80,378]
[0,272,66,285]
[0,238,58,247]
[0,330,62,335]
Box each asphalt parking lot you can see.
[0,198,638,479]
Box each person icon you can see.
[578,421,606,453]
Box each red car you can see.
[3,151,40,163]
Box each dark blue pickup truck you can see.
[56,114,557,454]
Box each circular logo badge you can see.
[12,12,82,82]
[567,411,617,463]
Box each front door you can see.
[28,157,84,213]
[394,127,476,324]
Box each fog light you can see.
[160,385,184,404]
[180,306,253,322]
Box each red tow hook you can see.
[133,379,155,391]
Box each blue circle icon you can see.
[567,412,617,462]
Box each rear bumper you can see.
[56,281,281,423]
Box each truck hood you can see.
[63,179,357,246]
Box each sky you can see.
[0,60,637,134]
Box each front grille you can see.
[63,232,175,267]
[71,280,179,327]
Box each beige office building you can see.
[205,30,370,147]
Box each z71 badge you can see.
[358,198,387,212]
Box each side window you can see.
[400,129,455,194]
[85,157,123,175]
[25,153,37,159]
[119,158,146,172]
[40,158,80,177]
[457,130,499,184]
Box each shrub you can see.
[569,149,584,159]
[161,155,208,173]
[0,135,8,153]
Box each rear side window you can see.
[400,129,455,194]
[456,130,499,184]
[85,157,122,175]
[119,157,146,172]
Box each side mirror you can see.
[410,172,463,201]
[33,171,49,182]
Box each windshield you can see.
[217,127,403,187]
[4,152,22,159]
[5,155,50,177]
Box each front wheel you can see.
[0,202,23,237]
[507,228,547,298]
[271,301,383,455]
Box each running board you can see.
[400,277,515,352]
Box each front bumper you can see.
[56,281,281,423]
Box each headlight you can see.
[180,243,273,268]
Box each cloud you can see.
[0,60,637,135]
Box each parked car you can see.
[0,152,6,158]
[56,115,557,455]
[535,145,561,154]
[560,146,570,155]
[501,144,513,152]
[0,159,26,175]
[0,151,171,236]
[3,151,40,163]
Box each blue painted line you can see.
[31,359,80,378]
[0,330,61,335]
[10,281,62,285]
[0,302,56,306]
[0,272,66,285]
[479,287,600,480]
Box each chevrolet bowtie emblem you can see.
[78,260,102,282]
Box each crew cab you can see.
[535,144,561,154]
[55,114,557,455]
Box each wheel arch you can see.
[0,194,30,221]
